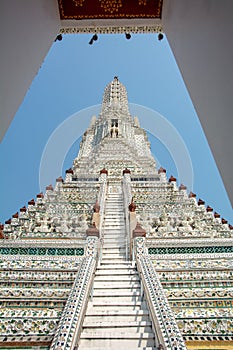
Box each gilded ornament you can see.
[72,0,85,5]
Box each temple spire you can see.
[101,76,130,116]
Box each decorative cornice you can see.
[60,25,163,34]
[146,237,233,248]
[0,239,85,248]
[150,252,233,263]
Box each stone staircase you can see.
[78,186,156,349]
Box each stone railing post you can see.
[98,171,107,232]
[133,235,187,350]
[122,170,132,260]
[97,170,107,263]
[49,236,99,350]
[129,204,139,260]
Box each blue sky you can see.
[0,33,232,223]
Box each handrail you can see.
[134,237,187,350]
[97,173,107,264]
[122,174,132,260]
[50,236,99,350]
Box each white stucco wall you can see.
[0,0,60,141]
[163,0,233,206]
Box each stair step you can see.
[101,256,126,260]
[104,218,124,221]
[103,223,125,226]
[103,238,126,243]
[80,330,155,339]
[100,260,133,265]
[105,208,124,211]
[103,234,125,237]
[104,221,125,224]
[102,246,124,249]
[101,256,127,261]
[78,347,155,350]
[103,234,125,238]
[103,226,124,228]
[104,212,124,215]
[104,221,124,223]
[92,297,142,304]
[89,301,145,308]
[105,207,124,210]
[103,230,125,233]
[93,289,140,296]
[103,228,125,231]
[103,242,125,249]
[83,323,152,332]
[94,275,139,282]
[102,245,126,249]
[103,230,125,232]
[97,264,134,270]
[95,270,137,276]
[86,309,149,316]
[101,256,126,261]
[102,249,126,253]
[106,202,123,204]
[78,341,155,349]
[93,282,140,289]
[105,208,124,210]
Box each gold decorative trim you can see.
[99,0,123,14]
[72,0,85,6]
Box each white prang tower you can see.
[1,77,232,350]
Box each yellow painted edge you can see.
[186,340,233,349]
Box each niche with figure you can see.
[110,119,119,138]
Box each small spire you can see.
[56,176,63,182]
[133,222,146,238]
[93,201,100,213]
[129,198,136,212]
[86,223,100,237]
[123,168,131,175]
[0,224,4,239]
[189,192,196,198]
[100,168,108,175]
[158,167,166,174]
[169,175,176,182]
[20,206,27,212]
[66,168,74,174]
[198,199,205,206]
